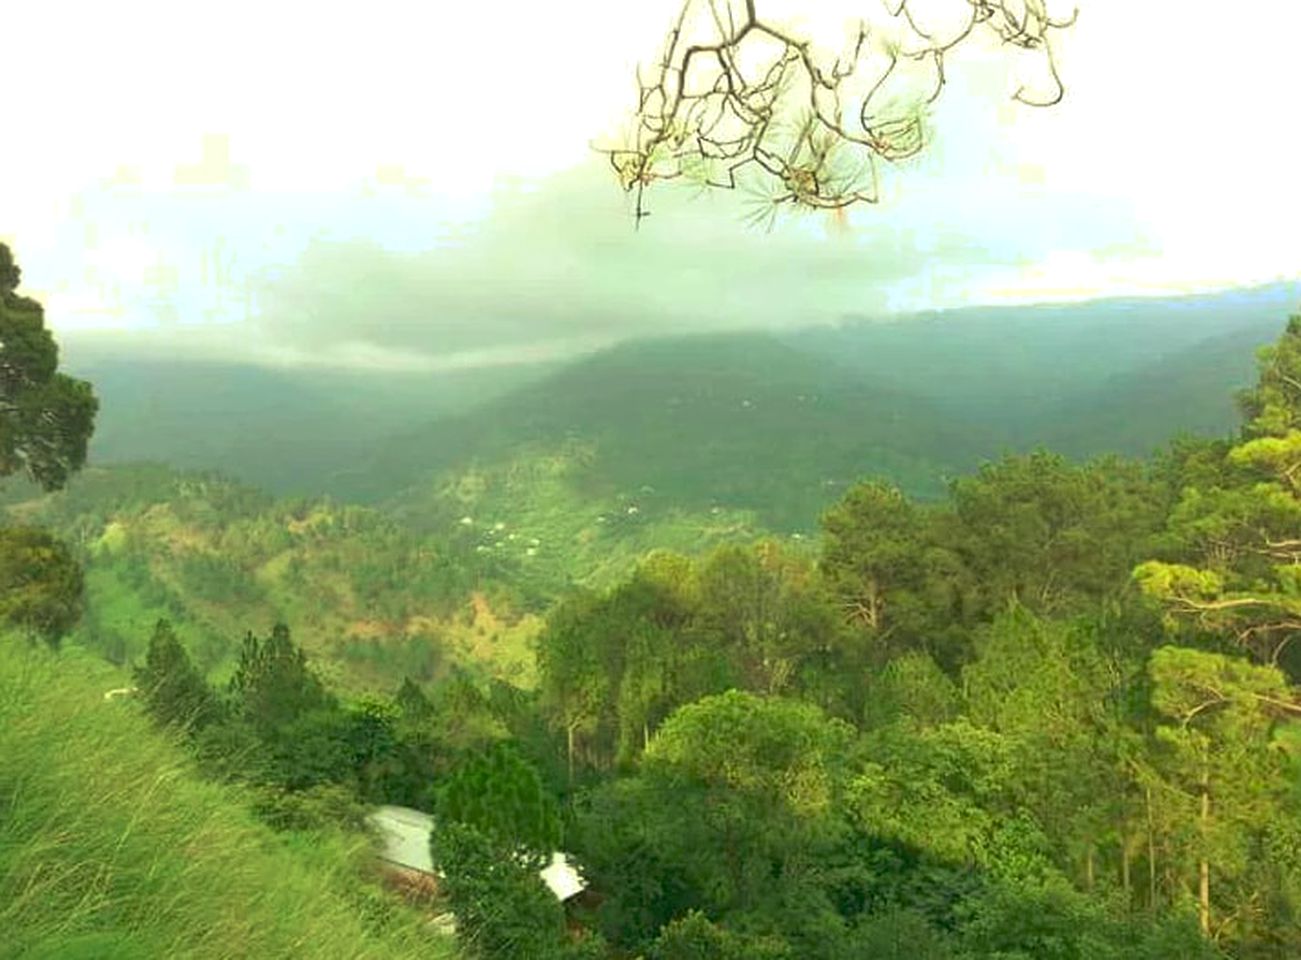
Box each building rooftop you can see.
[367,805,587,902]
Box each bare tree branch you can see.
[599,0,1076,226]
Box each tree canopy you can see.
[0,242,98,492]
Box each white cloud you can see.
[3,1,1298,357]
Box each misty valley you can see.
[4,0,1301,957]
[7,264,1301,959]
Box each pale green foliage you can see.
[646,690,854,817]
[862,650,959,730]
[848,719,1018,866]
[1139,315,1301,665]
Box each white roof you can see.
[367,805,587,901]
[539,852,586,901]
[370,805,436,874]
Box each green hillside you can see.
[789,281,1299,437]
[4,464,544,693]
[2,456,779,695]
[1045,322,1282,458]
[0,636,455,960]
[345,333,996,530]
[59,339,556,497]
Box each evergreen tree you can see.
[0,242,98,492]
[228,623,331,732]
[434,740,561,867]
[428,821,570,960]
[0,526,84,647]
[1138,315,1301,672]
[134,619,220,730]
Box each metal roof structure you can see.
[367,805,587,902]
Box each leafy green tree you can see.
[0,242,97,491]
[861,651,959,731]
[962,609,1133,889]
[842,908,955,960]
[428,821,570,960]
[536,592,613,780]
[428,669,510,756]
[0,525,84,646]
[434,740,561,867]
[694,542,837,696]
[134,618,220,730]
[952,452,1162,618]
[820,480,932,653]
[1138,315,1301,672]
[574,691,855,952]
[1146,646,1299,942]
[846,719,1026,870]
[647,910,793,960]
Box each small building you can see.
[367,805,588,903]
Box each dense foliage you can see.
[0,242,98,492]
[6,289,1301,958]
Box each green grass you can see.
[0,636,457,960]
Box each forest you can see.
[3,1,1299,957]
[6,221,1301,957]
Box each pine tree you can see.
[228,623,330,732]
[134,619,220,730]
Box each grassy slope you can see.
[0,637,455,960]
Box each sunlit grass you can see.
[0,636,457,960]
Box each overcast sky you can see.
[3,0,1298,370]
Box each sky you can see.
[2,0,1299,371]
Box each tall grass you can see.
[0,637,457,960]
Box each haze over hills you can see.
[59,281,1300,535]
[343,333,992,530]
[787,280,1300,442]
[59,342,559,497]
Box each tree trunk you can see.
[566,722,576,784]
[1121,836,1131,901]
[1199,760,1211,936]
[1146,786,1157,913]
[1085,844,1095,892]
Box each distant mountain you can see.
[339,333,999,530]
[1043,319,1284,458]
[786,281,1299,445]
[59,282,1300,533]
[59,344,556,496]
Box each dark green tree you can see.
[428,821,570,960]
[952,451,1162,618]
[134,618,220,730]
[228,622,331,732]
[0,525,84,647]
[0,242,97,492]
[434,740,561,867]
[647,910,793,960]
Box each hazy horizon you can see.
[5,0,1299,373]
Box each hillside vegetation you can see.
[60,284,1298,538]
[6,275,1301,960]
[0,637,456,960]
